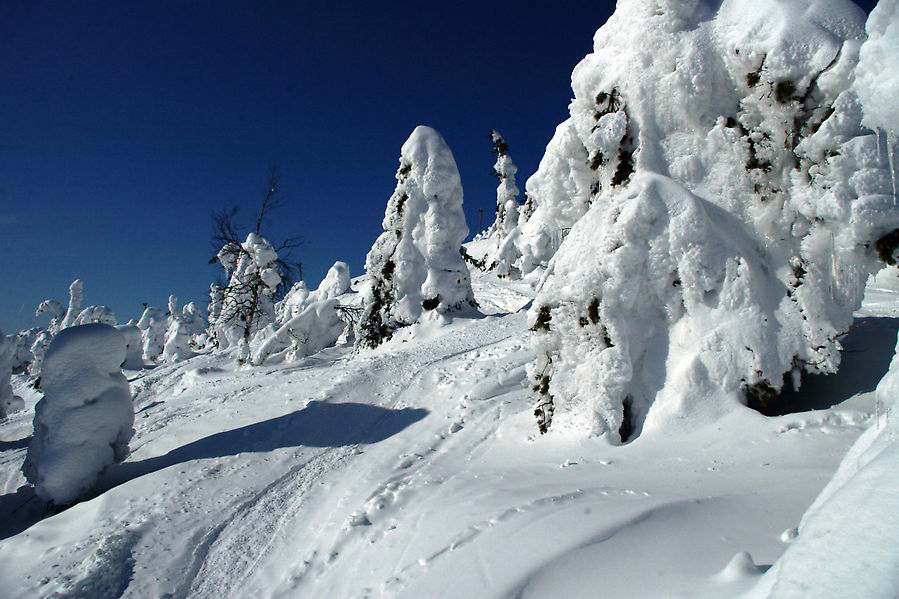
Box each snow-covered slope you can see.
[0,269,895,598]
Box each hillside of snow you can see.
[0,268,896,598]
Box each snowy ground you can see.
[1,269,897,598]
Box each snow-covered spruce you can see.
[482,130,523,278]
[115,324,145,370]
[254,262,352,365]
[211,232,282,363]
[356,126,477,348]
[0,329,25,419]
[528,0,899,440]
[22,324,134,505]
[10,327,40,375]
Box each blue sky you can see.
[0,0,877,333]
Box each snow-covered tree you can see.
[208,167,300,364]
[527,0,899,441]
[0,330,25,419]
[22,324,134,505]
[483,131,523,278]
[30,279,116,382]
[10,328,40,375]
[136,306,167,362]
[115,324,145,370]
[161,296,206,363]
[254,261,353,365]
[356,126,477,349]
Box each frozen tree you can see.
[356,126,477,349]
[527,0,899,441]
[115,325,144,370]
[59,279,83,330]
[11,328,40,375]
[0,330,25,419]
[73,305,116,326]
[161,296,206,363]
[255,262,353,365]
[136,306,167,362]
[208,166,300,364]
[483,131,523,278]
[22,324,134,505]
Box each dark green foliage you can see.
[876,229,899,266]
[594,89,622,118]
[746,70,761,88]
[774,79,796,104]
[422,296,440,311]
[618,395,635,443]
[587,298,600,324]
[531,306,552,331]
[533,373,554,434]
[744,380,778,413]
[612,144,635,187]
[588,151,606,171]
[489,130,509,156]
[460,247,487,271]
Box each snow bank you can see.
[527,0,899,439]
[22,324,134,505]
[743,330,899,598]
[357,126,477,348]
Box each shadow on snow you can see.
[0,401,427,541]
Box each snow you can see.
[853,0,899,135]
[21,323,134,505]
[0,269,892,597]
[0,330,24,419]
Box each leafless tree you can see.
[209,166,303,357]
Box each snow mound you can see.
[527,0,899,439]
[22,323,134,505]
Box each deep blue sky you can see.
[0,0,877,333]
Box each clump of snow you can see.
[22,324,134,505]
[527,0,899,440]
[356,125,477,348]
[0,329,25,418]
[853,0,899,135]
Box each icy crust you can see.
[527,0,899,439]
[22,324,134,505]
[744,332,899,598]
[357,126,476,348]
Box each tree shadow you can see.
[764,316,898,415]
[0,401,427,541]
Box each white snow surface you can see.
[854,0,899,135]
[0,270,895,598]
[21,323,134,505]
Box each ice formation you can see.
[22,324,134,505]
[527,0,899,440]
[356,126,477,348]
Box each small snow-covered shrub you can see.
[528,0,899,441]
[356,125,477,348]
[22,324,134,505]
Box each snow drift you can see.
[527,0,899,440]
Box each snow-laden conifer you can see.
[162,296,206,363]
[0,330,25,419]
[137,306,167,362]
[22,324,134,505]
[356,126,476,348]
[483,131,523,278]
[528,0,899,441]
